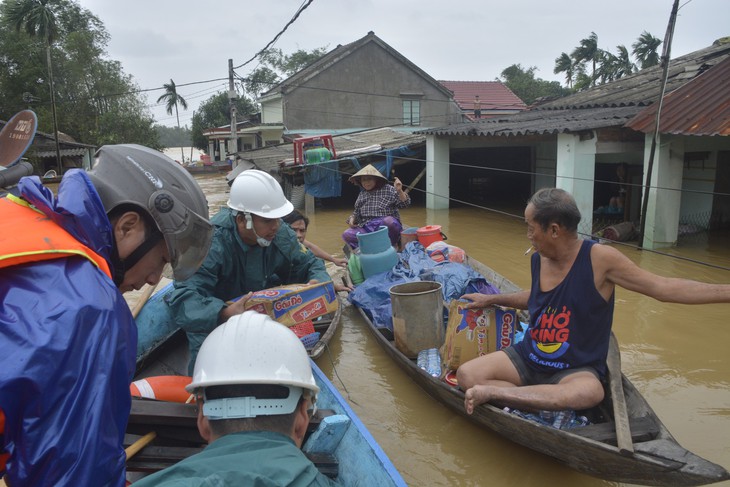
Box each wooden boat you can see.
[125,323,406,486]
[348,253,730,486]
[134,281,342,374]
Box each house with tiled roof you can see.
[417,38,730,250]
[439,81,526,120]
[257,31,461,131]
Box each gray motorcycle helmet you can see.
[88,144,213,281]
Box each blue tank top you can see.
[514,239,614,378]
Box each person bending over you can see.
[0,145,213,486]
[167,170,331,372]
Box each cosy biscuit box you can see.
[441,299,518,370]
[243,281,337,326]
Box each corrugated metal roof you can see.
[419,40,730,138]
[438,81,526,111]
[34,148,89,158]
[421,106,643,137]
[625,56,730,136]
[238,127,425,172]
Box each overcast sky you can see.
[76,0,729,128]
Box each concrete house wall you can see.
[259,32,460,131]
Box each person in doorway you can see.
[0,145,214,486]
[457,187,730,415]
[341,164,410,250]
[283,209,353,293]
[608,162,629,214]
[132,311,339,486]
[167,169,331,373]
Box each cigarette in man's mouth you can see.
[524,246,534,255]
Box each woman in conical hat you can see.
[342,164,410,250]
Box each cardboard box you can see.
[243,281,338,327]
[441,299,518,370]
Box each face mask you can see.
[256,235,272,247]
[245,212,273,247]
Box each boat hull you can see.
[127,326,406,486]
[351,255,730,486]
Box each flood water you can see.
[157,175,730,486]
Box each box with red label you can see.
[243,281,337,327]
[441,299,517,370]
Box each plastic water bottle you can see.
[418,348,442,377]
[417,349,429,371]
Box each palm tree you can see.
[553,52,575,89]
[7,0,63,172]
[157,79,189,163]
[632,31,662,69]
[614,45,636,78]
[571,32,599,87]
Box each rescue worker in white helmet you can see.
[0,144,213,486]
[132,311,338,486]
[167,169,331,373]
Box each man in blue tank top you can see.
[457,187,730,415]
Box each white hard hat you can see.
[227,169,293,219]
[187,311,319,419]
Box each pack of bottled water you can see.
[417,348,442,378]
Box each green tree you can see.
[7,0,62,170]
[0,0,159,151]
[499,64,569,105]
[632,31,661,69]
[243,46,327,99]
[190,92,257,150]
[157,79,188,162]
[613,45,635,78]
[571,32,599,87]
[553,52,575,89]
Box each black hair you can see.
[282,208,309,228]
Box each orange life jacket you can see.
[0,195,112,471]
[0,194,111,278]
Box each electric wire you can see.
[280,150,730,272]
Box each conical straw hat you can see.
[348,164,387,185]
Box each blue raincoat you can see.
[0,171,135,486]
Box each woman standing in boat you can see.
[342,164,410,250]
[458,187,730,415]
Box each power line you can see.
[277,153,730,272]
[232,0,315,70]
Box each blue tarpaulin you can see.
[303,145,418,199]
[348,242,500,332]
[303,160,341,198]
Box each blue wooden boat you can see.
[134,281,342,374]
[125,324,406,486]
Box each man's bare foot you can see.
[464,385,493,414]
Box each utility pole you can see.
[228,59,238,169]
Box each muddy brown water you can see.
[129,174,729,486]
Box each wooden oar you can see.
[131,282,159,319]
[126,283,161,462]
[125,431,157,460]
[607,332,633,455]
